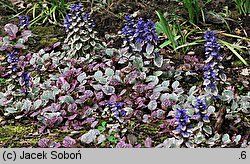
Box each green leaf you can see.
[235,135,241,144]
[219,39,248,66]
[90,41,96,46]
[33,76,40,85]
[155,35,181,51]
[3,36,10,43]
[203,125,212,135]
[156,11,177,49]
[154,55,163,67]
[22,100,32,111]
[4,107,18,115]
[207,106,216,113]
[102,85,115,95]
[32,87,40,94]
[94,71,103,81]
[145,75,159,84]
[77,73,87,83]
[105,68,114,77]
[133,56,144,69]
[34,99,42,110]
[101,121,106,127]
[161,81,170,88]
[62,81,70,91]
[15,102,23,110]
[63,95,74,104]
[193,122,203,131]
[83,45,91,50]
[73,27,79,33]
[185,141,194,148]
[153,71,163,77]
[231,101,238,111]
[134,42,142,52]
[73,35,80,41]
[171,81,180,89]
[98,126,105,132]
[219,73,227,82]
[92,84,103,91]
[220,89,234,102]
[222,134,231,144]
[175,40,204,51]
[213,133,220,141]
[105,48,114,56]
[146,43,154,55]
[147,100,157,111]
[108,136,118,143]
[195,134,205,144]
[153,86,164,93]
[75,43,82,50]
[99,77,108,84]
[188,86,197,95]
[168,93,178,101]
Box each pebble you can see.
[187,51,195,55]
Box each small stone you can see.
[187,51,195,55]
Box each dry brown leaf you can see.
[240,68,249,76]
[234,28,242,35]
[9,0,26,9]
[0,55,6,61]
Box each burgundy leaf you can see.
[68,80,78,92]
[38,126,47,133]
[68,113,78,120]
[4,24,18,40]
[38,138,51,148]
[149,92,161,100]
[142,114,151,123]
[14,43,25,49]
[68,103,77,113]
[82,117,95,124]
[126,70,139,84]
[144,137,153,148]
[95,91,104,101]
[53,42,61,49]
[62,136,76,148]
[84,90,94,98]
[91,121,98,128]
[21,30,32,41]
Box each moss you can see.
[32,26,56,36]
[0,124,39,147]
[39,37,58,46]
[135,123,159,145]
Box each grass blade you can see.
[156,11,177,50]
[219,39,248,66]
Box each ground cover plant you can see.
[0,0,249,148]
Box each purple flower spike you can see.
[19,15,29,29]
[203,30,224,95]
[121,15,158,56]
[173,108,191,138]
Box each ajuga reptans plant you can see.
[120,15,163,68]
[203,31,226,96]
[63,3,104,60]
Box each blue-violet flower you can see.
[121,15,158,57]
[203,31,224,95]
[173,108,192,138]
[19,15,29,29]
